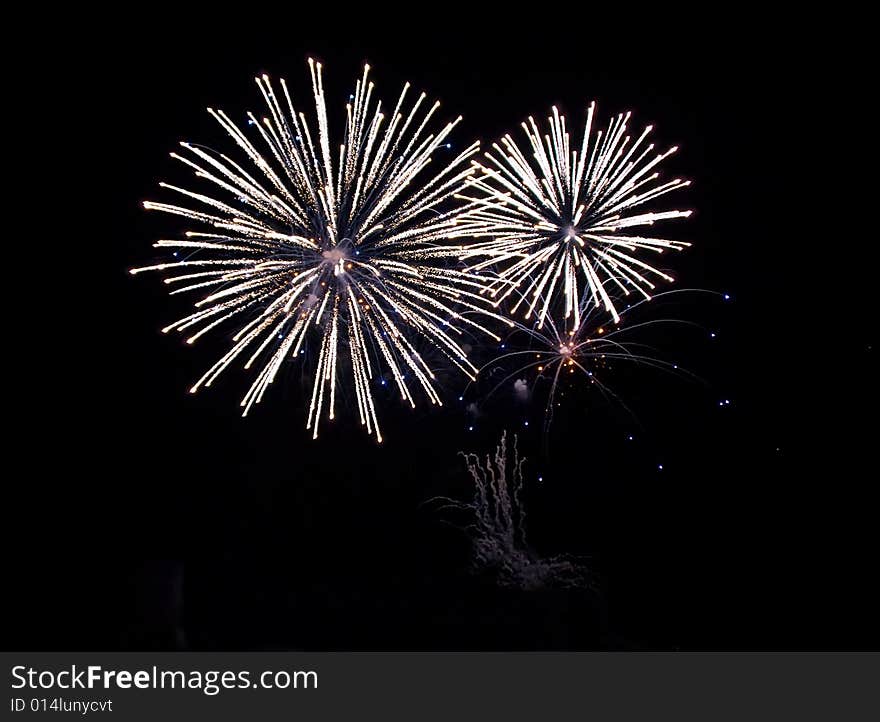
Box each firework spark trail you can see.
[430,432,587,590]
[457,103,692,329]
[131,60,512,442]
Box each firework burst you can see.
[459,103,692,329]
[478,289,705,436]
[131,60,509,442]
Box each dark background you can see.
[8,11,876,650]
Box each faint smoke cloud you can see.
[514,378,529,402]
[429,432,588,591]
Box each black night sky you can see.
[9,12,876,651]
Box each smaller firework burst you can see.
[475,289,705,435]
[458,103,692,329]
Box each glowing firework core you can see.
[321,246,348,264]
[319,244,352,280]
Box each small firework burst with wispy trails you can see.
[477,289,704,435]
[131,60,510,442]
[458,103,693,329]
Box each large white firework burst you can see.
[131,60,508,442]
[458,103,692,329]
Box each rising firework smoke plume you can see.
[432,432,587,590]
